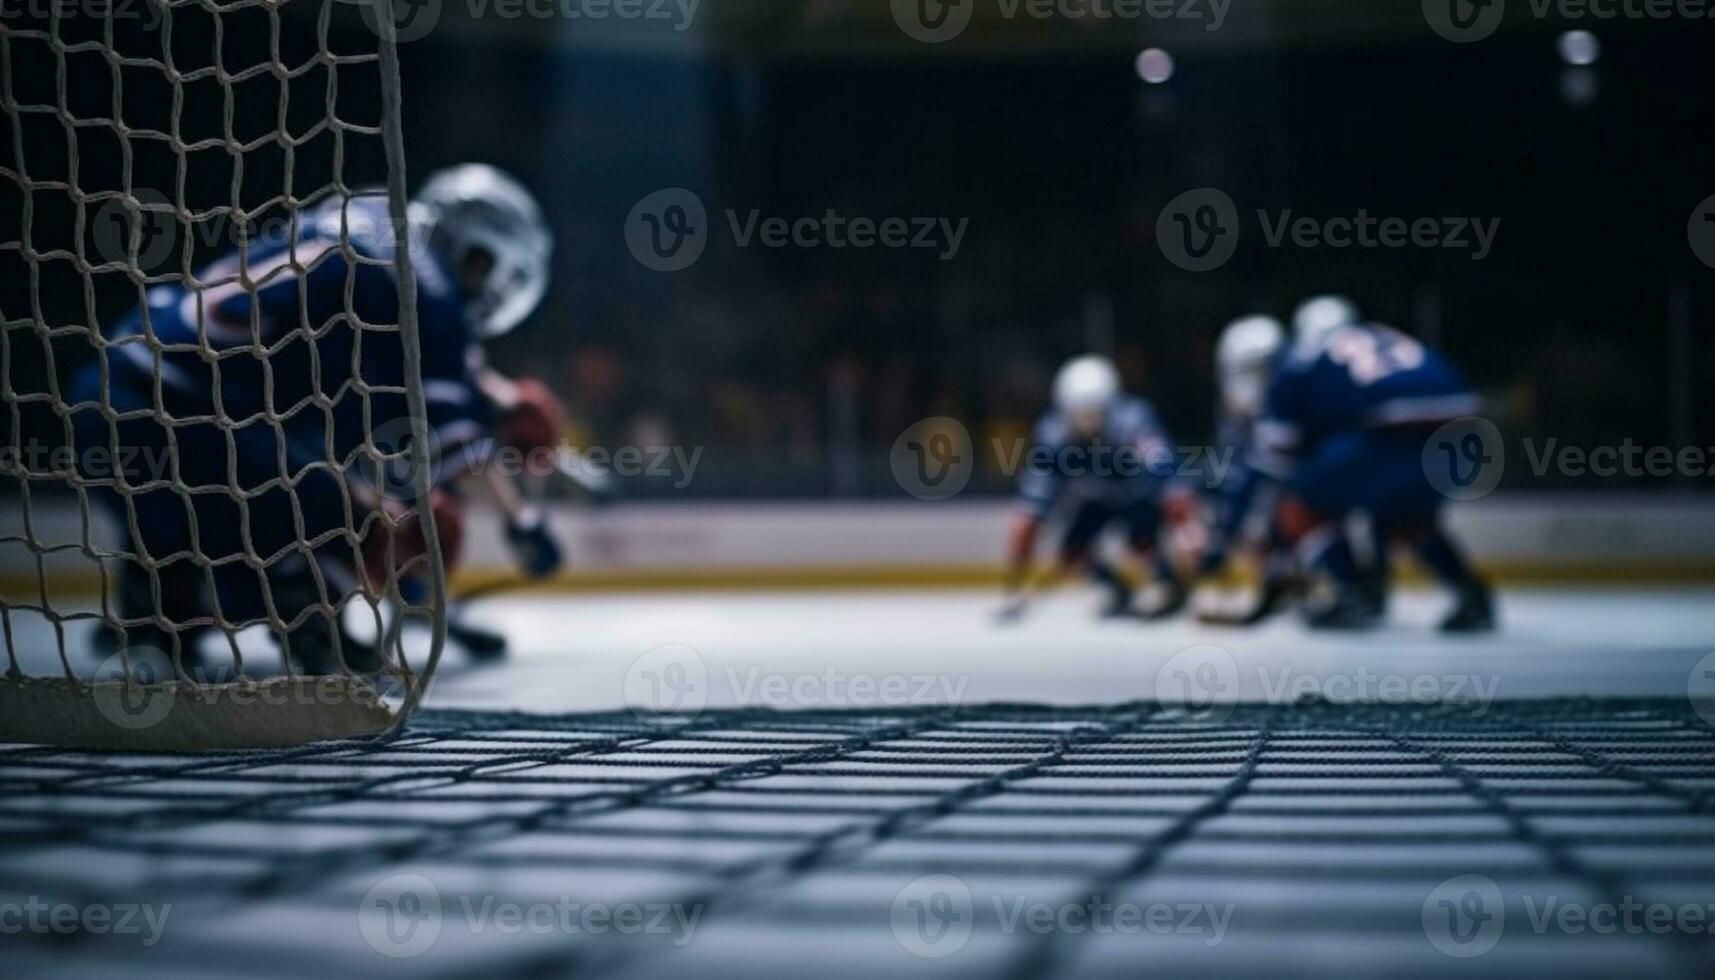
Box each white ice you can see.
[5,586,1711,717]
[425,585,1715,715]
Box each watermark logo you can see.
[358,875,698,955]
[359,873,443,958]
[1423,0,1505,42]
[1422,874,1505,957]
[886,425,1239,500]
[890,874,1235,958]
[1690,193,1715,270]
[891,0,975,42]
[1156,188,1239,272]
[91,188,176,274]
[626,188,708,273]
[1260,667,1498,712]
[726,666,968,710]
[1689,651,1715,728]
[1154,644,1239,724]
[369,416,443,501]
[1156,195,1505,270]
[1423,417,1505,501]
[1431,0,1715,42]
[891,417,975,500]
[0,0,166,28]
[890,0,1229,39]
[1156,651,1499,723]
[1425,876,1715,955]
[358,0,443,42]
[891,874,975,957]
[91,646,178,731]
[726,210,968,260]
[625,190,969,270]
[623,644,709,724]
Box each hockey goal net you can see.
[0,0,446,749]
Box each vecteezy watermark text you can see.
[1425,0,1715,45]
[359,0,700,44]
[890,875,1234,958]
[625,189,969,271]
[1422,417,1715,502]
[621,644,969,724]
[889,0,1232,44]
[1423,874,1715,958]
[0,0,164,26]
[1256,210,1501,261]
[1521,437,1715,480]
[727,210,969,261]
[1155,645,1502,725]
[464,0,699,27]
[359,874,701,959]
[85,648,405,733]
[369,416,705,498]
[0,897,172,947]
[1153,189,1502,272]
[889,416,1245,501]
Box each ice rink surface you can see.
[431,586,1715,715]
[4,584,1711,712]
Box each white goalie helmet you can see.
[412,164,553,340]
[1216,315,1284,418]
[1053,354,1122,418]
[1292,294,1360,345]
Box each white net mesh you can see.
[0,0,445,748]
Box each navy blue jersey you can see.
[1251,324,1477,478]
[1208,413,1265,546]
[99,194,492,479]
[1017,396,1177,518]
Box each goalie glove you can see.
[496,377,569,453]
[363,488,464,591]
[505,509,563,580]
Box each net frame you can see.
[0,0,446,749]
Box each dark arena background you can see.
[2,1,1713,978]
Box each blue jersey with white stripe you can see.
[1252,324,1476,477]
[102,194,491,478]
[1017,396,1178,517]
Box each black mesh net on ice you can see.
[2,698,1713,979]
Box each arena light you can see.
[1557,29,1601,67]
[1135,47,1175,84]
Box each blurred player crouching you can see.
[999,355,1197,623]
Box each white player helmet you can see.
[1292,295,1360,345]
[1053,355,1122,417]
[1216,315,1284,418]
[413,164,553,340]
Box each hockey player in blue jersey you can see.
[999,355,1193,622]
[1289,295,1396,611]
[1195,314,1298,625]
[68,164,564,672]
[1203,307,1496,631]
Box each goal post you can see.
[0,0,446,749]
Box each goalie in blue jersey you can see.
[68,164,566,673]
